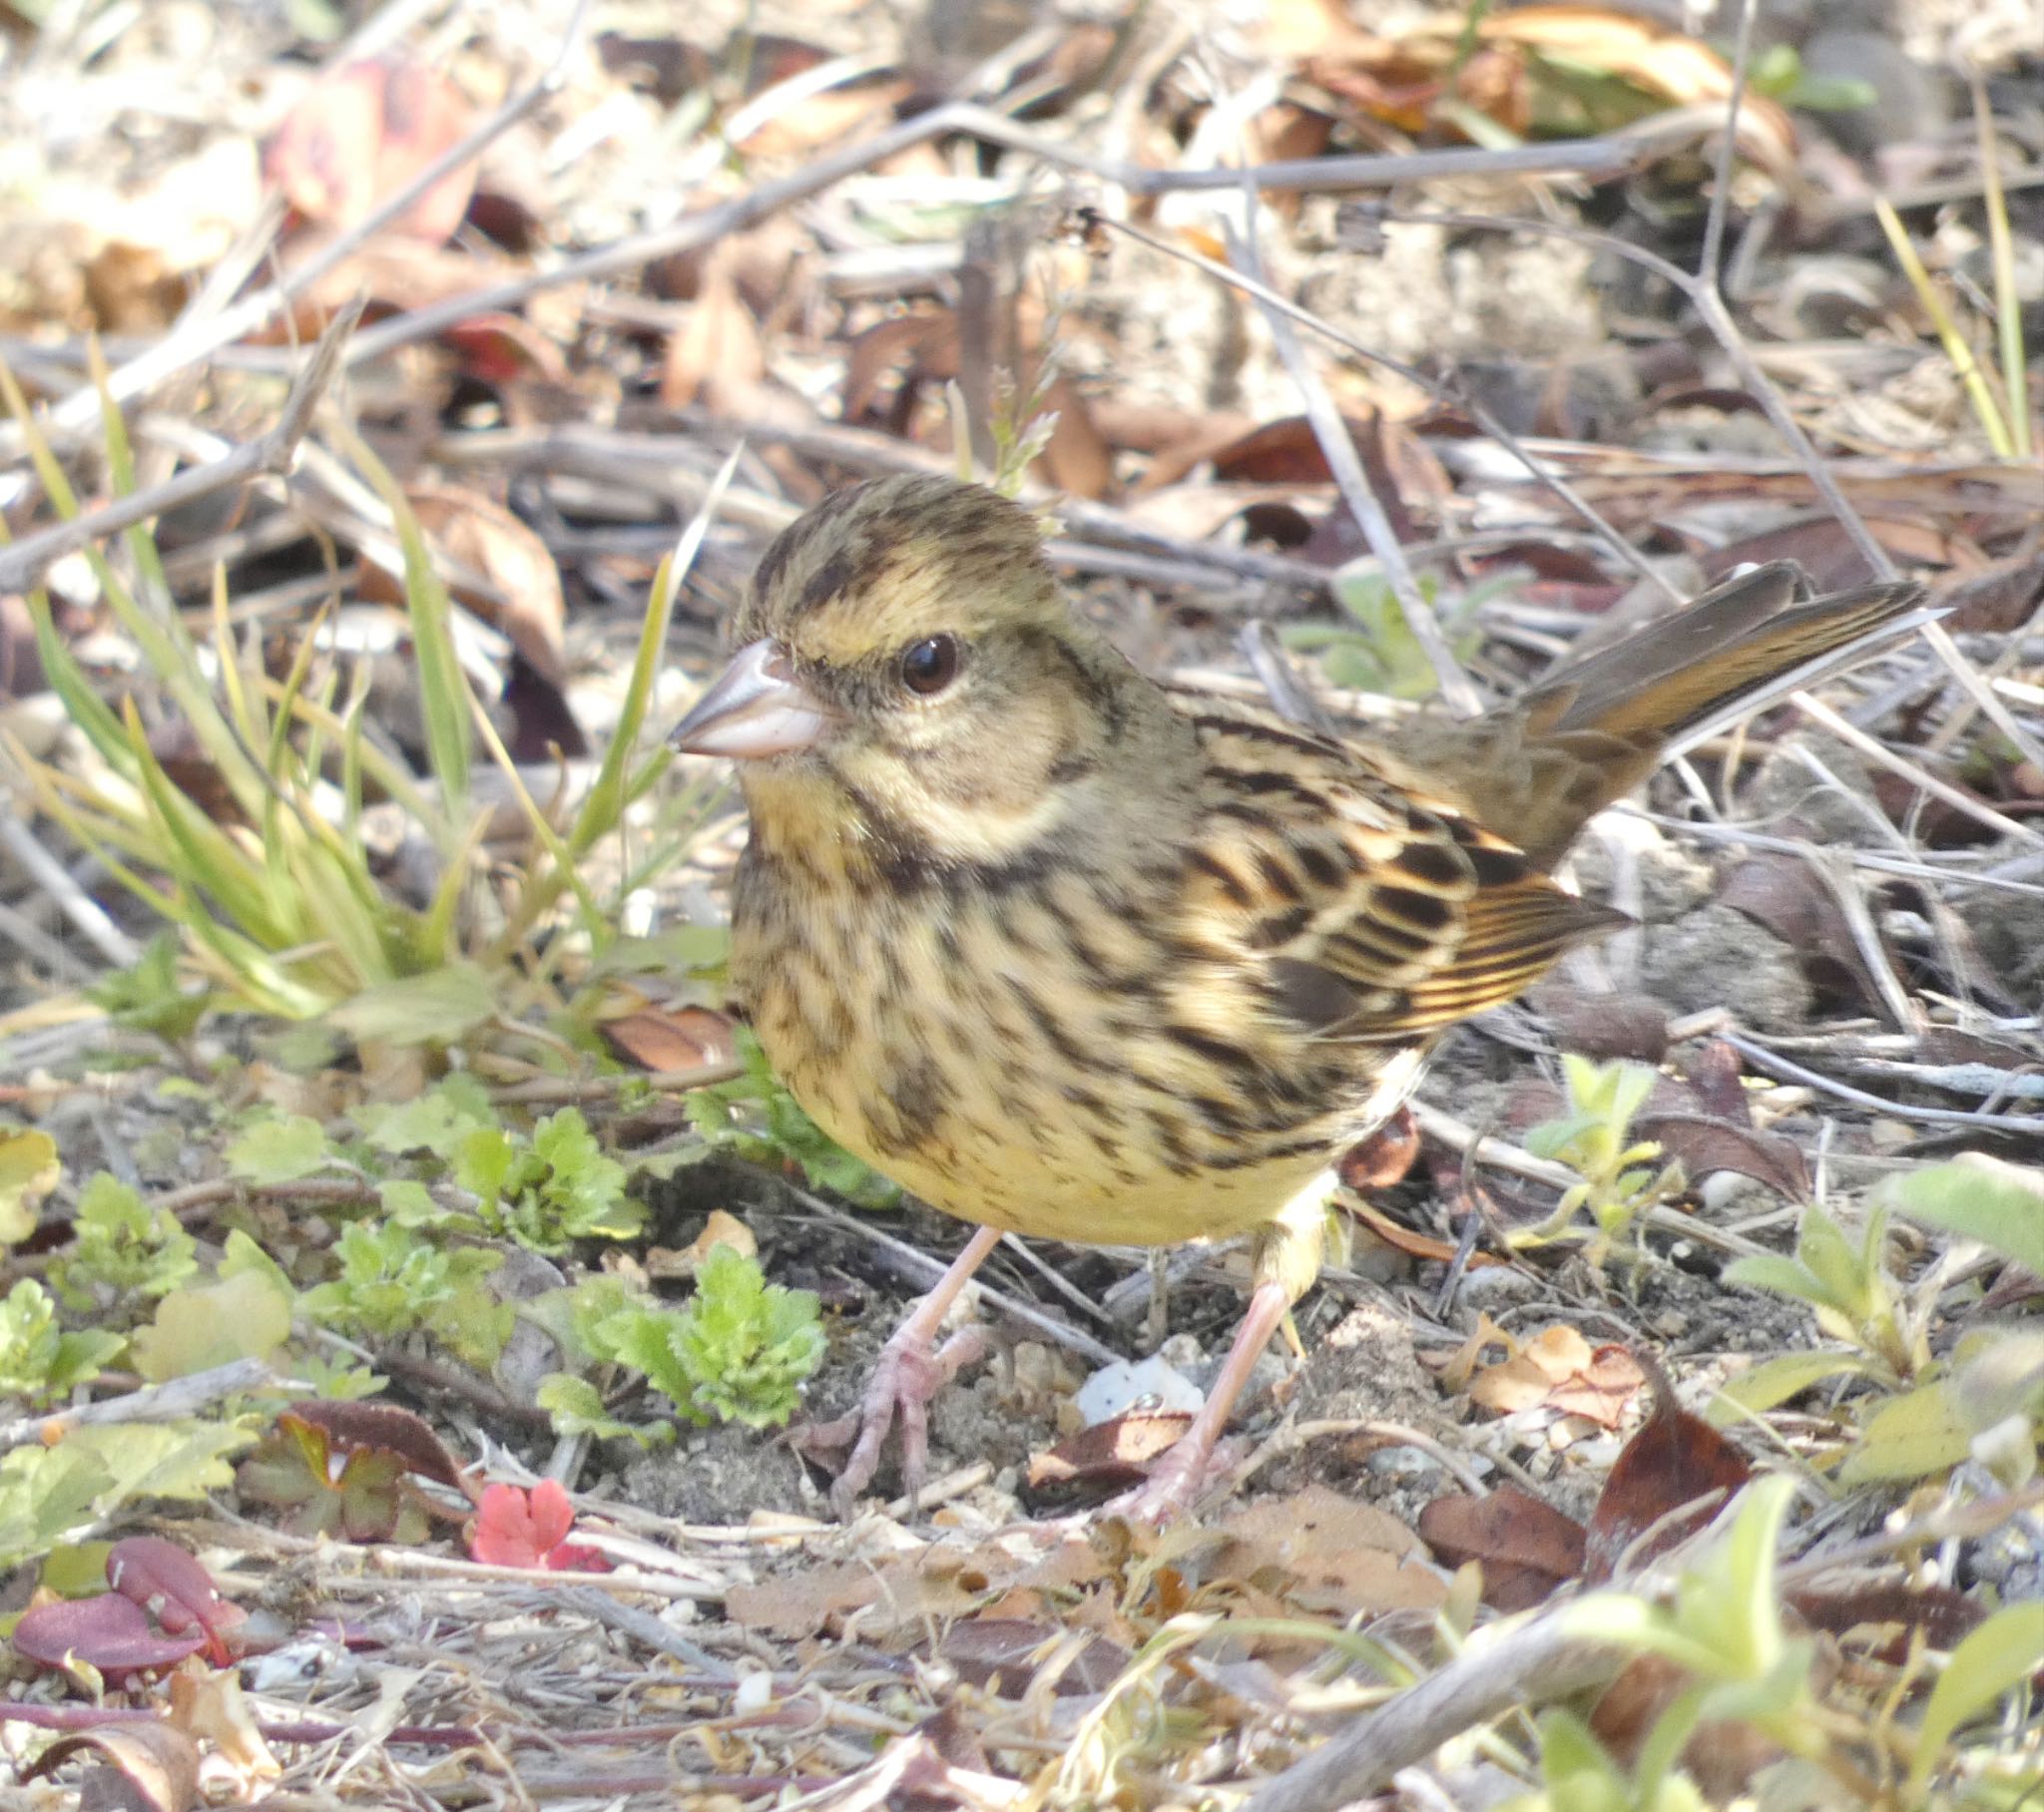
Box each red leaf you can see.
[470,1481,608,1572]
[105,1540,246,1666]
[265,59,476,242]
[14,1595,206,1679]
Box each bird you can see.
[669,473,1926,1523]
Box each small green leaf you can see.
[536,1374,668,1449]
[356,1075,494,1160]
[1878,1156,2044,1277]
[1839,1379,1973,1485]
[1793,1204,1871,1322]
[328,962,495,1047]
[0,1279,126,1405]
[1907,1602,2044,1795]
[226,1116,330,1185]
[1709,1349,1870,1423]
[130,1269,293,1382]
[0,1129,59,1246]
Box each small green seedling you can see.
[1520,1056,1686,1266]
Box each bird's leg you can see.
[797,1223,1002,1514]
[1105,1175,1330,1526]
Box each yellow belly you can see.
[740,877,1425,1246]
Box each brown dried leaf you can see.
[1337,1105,1421,1189]
[1536,987,1670,1064]
[1944,556,2044,634]
[1583,1358,1751,1583]
[601,1005,738,1074]
[26,1725,203,1812]
[1460,1324,1646,1428]
[1027,1411,1191,1492]
[1718,852,1894,1013]
[936,1618,1129,1696]
[1635,1113,1808,1196]
[400,483,568,688]
[1218,1486,1446,1614]
[1417,1485,1587,1610]
[166,1669,278,1787]
[266,60,476,242]
[661,245,766,416]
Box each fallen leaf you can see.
[1635,1113,1808,1197]
[936,1618,1129,1695]
[1459,1325,1646,1428]
[25,1723,203,1811]
[266,59,477,242]
[1026,1411,1191,1493]
[1583,1357,1751,1582]
[13,1595,208,1679]
[662,243,766,416]
[166,1667,279,1786]
[1417,1486,1587,1610]
[602,1005,738,1073]
[1218,1486,1447,1614]
[106,1540,247,1666]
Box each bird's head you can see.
[671,476,1138,867]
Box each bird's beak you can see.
[669,639,834,759]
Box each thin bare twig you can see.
[1082,208,1673,601]
[0,297,363,595]
[1225,208,1481,713]
[1696,0,1762,291]
[0,1,593,457]
[1242,1615,1625,1812]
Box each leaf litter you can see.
[0,0,2041,1805]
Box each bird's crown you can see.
[735,475,1065,666]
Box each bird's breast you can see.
[729,840,1427,1247]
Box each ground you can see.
[0,0,2040,1805]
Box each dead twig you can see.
[0,0,592,457]
[1242,1614,1626,1812]
[0,297,363,595]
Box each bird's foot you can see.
[1097,1429,1245,1528]
[796,1322,991,1515]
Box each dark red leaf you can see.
[105,1540,246,1666]
[14,1596,206,1679]
[287,1399,465,1490]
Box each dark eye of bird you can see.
[899,635,961,696]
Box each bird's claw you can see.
[796,1324,991,1515]
[1098,1432,1245,1528]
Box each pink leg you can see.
[1102,1277,1292,1526]
[797,1224,1002,1514]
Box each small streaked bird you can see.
[670,474,1925,1521]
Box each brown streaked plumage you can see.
[671,474,1926,1521]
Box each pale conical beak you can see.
[669,639,834,759]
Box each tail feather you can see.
[1528,563,1928,742]
[1383,563,1933,868]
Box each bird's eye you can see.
[898,635,961,696]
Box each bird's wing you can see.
[1175,692,1625,1041]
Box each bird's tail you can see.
[1390,562,1933,866]
[1523,562,1929,746]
